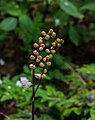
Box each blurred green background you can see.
[0,0,95,120]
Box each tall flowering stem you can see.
[32,69,35,120]
[29,29,64,120]
[31,67,45,101]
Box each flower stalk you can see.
[32,69,35,120]
[29,29,64,120]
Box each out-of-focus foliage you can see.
[0,0,95,49]
[0,64,95,120]
[0,0,95,120]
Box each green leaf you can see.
[19,14,33,33]
[58,0,83,19]
[77,64,95,75]
[81,2,95,11]
[63,109,72,117]
[36,89,47,97]
[23,65,31,74]
[73,107,81,115]
[53,10,69,25]
[69,26,80,46]
[38,114,54,120]
[49,69,64,80]
[1,93,13,101]
[0,17,17,31]
[5,2,23,16]
[90,109,95,120]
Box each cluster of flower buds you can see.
[29,29,64,79]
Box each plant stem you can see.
[32,69,35,120]
[31,67,45,100]
[32,67,45,120]
[0,112,11,120]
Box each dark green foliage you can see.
[0,0,95,47]
[0,64,95,120]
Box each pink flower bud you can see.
[42,74,46,78]
[34,73,46,79]
[33,50,39,56]
[29,64,36,69]
[40,43,45,48]
[37,55,42,60]
[38,37,43,43]
[30,55,35,60]
[41,31,46,36]
[39,47,43,51]
[34,74,42,79]
[33,43,39,48]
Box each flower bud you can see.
[52,32,56,37]
[34,74,41,79]
[36,58,40,62]
[46,61,51,66]
[50,46,54,50]
[39,47,43,51]
[48,29,54,34]
[37,55,42,60]
[30,55,35,60]
[44,69,47,73]
[38,37,43,43]
[45,35,50,40]
[46,55,50,60]
[43,57,47,62]
[29,64,36,69]
[42,74,46,78]
[49,54,53,59]
[40,43,45,48]
[56,38,61,42]
[51,49,56,54]
[41,31,46,36]
[33,43,39,48]
[45,49,50,53]
[33,50,39,56]
[57,43,61,47]
[60,39,64,44]
[52,42,56,47]
[39,62,45,67]
[34,74,46,79]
